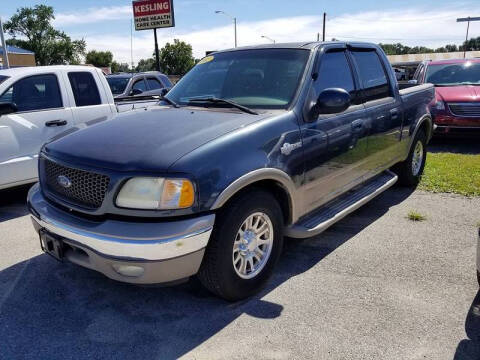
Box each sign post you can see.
[0,17,10,69]
[132,0,175,71]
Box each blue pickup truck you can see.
[28,42,434,300]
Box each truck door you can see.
[300,48,370,214]
[65,70,115,127]
[349,48,404,175]
[0,73,74,188]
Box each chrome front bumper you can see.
[27,184,214,284]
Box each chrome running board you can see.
[285,170,398,239]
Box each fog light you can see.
[112,264,145,277]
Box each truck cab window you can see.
[147,78,162,90]
[351,50,392,102]
[314,51,357,103]
[68,72,101,107]
[0,74,62,112]
[132,79,147,92]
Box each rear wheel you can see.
[393,129,427,187]
[197,189,284,301]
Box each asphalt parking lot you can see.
[1,182,479,360]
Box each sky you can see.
[1,0,479,65]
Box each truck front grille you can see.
[43,158,110,209]
[448,103,480,117]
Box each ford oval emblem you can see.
[57,175,72,188]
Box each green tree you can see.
[463,36,480,51]
[159,39,195,75]
[445,44,458,52]
[4,5,86,65]
[135,58,156,72]
[111,61,131,73]
[85,50,113,67]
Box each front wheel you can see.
[392,129,427,187]
[197,189,284,301]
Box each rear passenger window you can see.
[147,78,163,90]
[0,74,62,112]
[315,51,357,103]
[68,72,101,107]
[351,51,391,102]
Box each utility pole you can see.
[317,32,320,41]
[322,12,326,41]
[215,10,237,48]
[0,17,9,69]
[457,16,480,58]
[154,28,160,71]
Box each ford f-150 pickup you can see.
[28,42,435,300]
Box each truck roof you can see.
[0,65,100,77]
[211,41,379,54]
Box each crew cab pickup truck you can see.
[410,58,480,135]
[0,66,158,190]
[28,42,435,300]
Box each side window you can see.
[68,72,101,107]
[315,51,357,103]
[132,79,147,92]
[0,74,62,112]
[146,78,163,90]
[351,50,392,102]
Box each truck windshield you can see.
[0,75,9,85]
[425,62,480,86]
[166,48,310,109]
[106,77,131,95]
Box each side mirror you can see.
[310,88,351,119]
[408,79,418,85]
[160,88,169,96]
[130,88,143,96]
[0,102,18,116]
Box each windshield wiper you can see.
[161,96,179,108]
[187,97,258,115]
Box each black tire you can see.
[197,189,284,301]
[392,129,427,187]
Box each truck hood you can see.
[44,106,271,172]
[435,85,480,103]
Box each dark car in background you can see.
[106,71,173,98]
[410,59,480,135]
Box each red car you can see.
[411,58,480,135]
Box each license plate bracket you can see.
[39,229,65,261]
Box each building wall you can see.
[388,51,480,64]
[0,53,36,67]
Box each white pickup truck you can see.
[0,65,157,190]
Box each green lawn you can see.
[419,152,480,197]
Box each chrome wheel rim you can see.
[412,140,424,176]
[232,212,274,279]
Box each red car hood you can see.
[435,85,480,103]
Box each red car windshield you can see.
[426,62,480,86]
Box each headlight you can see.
[116,177,195,210]
[434,101,445,111]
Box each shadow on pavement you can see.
[429,137,480,155]
[0,184,33,223]
[0,188,414,360]
[454,290,480,360]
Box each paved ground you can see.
[1,184,479,360]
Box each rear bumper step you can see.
[285,171,398,238]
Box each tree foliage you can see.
[85,50,113,67]
[4,5,86,65]
[379,37,480,55]
[159,39,195,75]
[111,61,131,73]
[135,58,156,72]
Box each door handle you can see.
[352,119,363,130]
[45,120,68,127]
[390,108,399,120]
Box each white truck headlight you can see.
[116,177,195,210]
